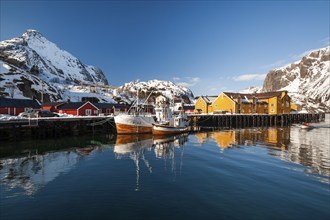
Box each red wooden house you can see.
[183,105,195,114]
[0,97,41,116]
[57,101,99,116]
[94,103,130,115]
[42,102,66,112]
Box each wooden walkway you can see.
[0,116,115,141]
[188,113,325,130]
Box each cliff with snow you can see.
[262,47,330,112]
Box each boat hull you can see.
[115,123,153,134]
[152,124,189,135]
[114,114,155,134]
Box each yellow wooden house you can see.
[195,96,217,114]
[210,91,291,114]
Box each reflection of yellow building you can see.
[210,130,236,149]
[267,128,290,149]
[194,127,290,150]
[195,132,209,144]
[196,91,291,114]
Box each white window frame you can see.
[85,109,92,116]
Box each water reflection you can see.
[196,127,290,149]
[0,135,113,197]
[0,133,189,196]
[195,125,330,178]
[114,134,188,190]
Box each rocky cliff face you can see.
[262,46,330,112]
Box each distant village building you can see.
[0,97,40,116]
[195,91,291,114]
[57,101,99,116]
[183,104,195,114]
[155,95,168,105]
[94,103,130,115]
[42,102,66,112]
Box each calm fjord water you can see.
[1,116,329,220]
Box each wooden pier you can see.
[0,113,326,141]
[0,116,115,141]
[188,113,326,130]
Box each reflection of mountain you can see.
[0,138,105,197]
[0,150,80,196]
[113,134,188,190]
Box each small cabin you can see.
[0,97,41,116]
[42,102,66,112]
[57,101,99,116]
[94,103,130,115]
[183,105,195,114]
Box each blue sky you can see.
[1,0,329,96]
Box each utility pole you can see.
[41,82,44,104]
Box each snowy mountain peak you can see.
[22,29,44,39]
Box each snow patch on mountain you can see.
[240,86,262,94]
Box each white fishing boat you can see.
[114,113,155,134]
[114,91,155,134]
[152,101,189,135]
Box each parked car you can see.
[19,109,59,118]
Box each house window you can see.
[271,103,274,107]
[85,109,92,115]
[286,101,289,107]
[94,110,98,115]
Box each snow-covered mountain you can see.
[0,30,113,102]
[262,46,330,112]
[1,30,108,85]
[115,80,195,104]
[0,30,194,104]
